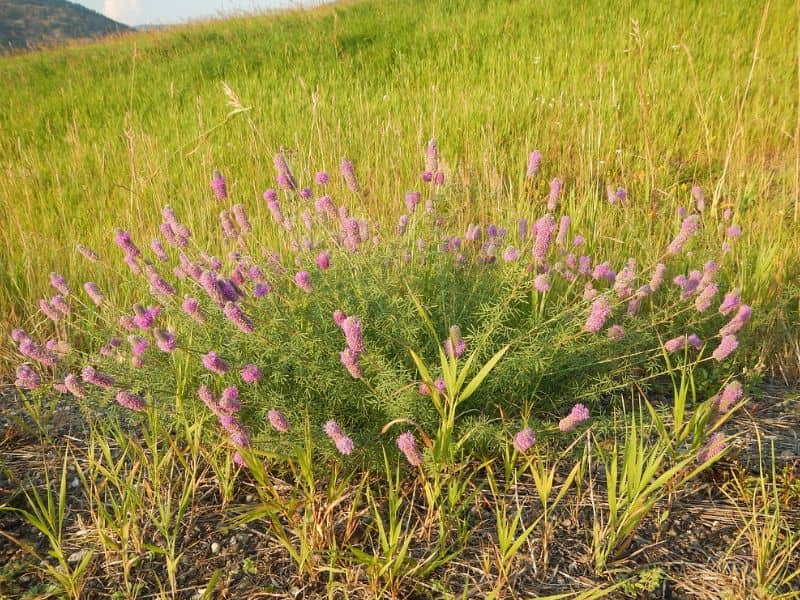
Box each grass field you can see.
[1,0,799,365]
[1,1,800,598]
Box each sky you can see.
[74,0,326,27]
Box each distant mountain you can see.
[0,0,130,51]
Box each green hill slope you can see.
[0,0,797,365]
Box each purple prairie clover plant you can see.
[559,404,590,433]
[11,143,756,465]
[396,432,423,466]
[513,428,536,453]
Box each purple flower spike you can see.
[333,309,347,328]
[202,351,229,375]
[114,229,141,258]
[273,154,296,190]
[232,451,247,467]
[211,170,227,199]
[712,335,739,362]
[83,282,105,306]
[687,334,703,350]
[232,204,252,234]
[695,283,718,313]
[315,171,329,185]
[64,373,86,398]
[396,432,423,466]
[503,246,520,262]
[77,244,100,261]
[533,273,551,293]
[49,273,70,296]
[559,403,590,433]
[339,348,363,379]
[116,390,146,412]
[532,215,556,262]
[434,171,445,186]
[241,364,261,384]
[513,428,536,453]
[555,215,570,248]
[607,325,625,341]
[39,299,61,322]
[324,420,343,439]
[294,271,313,293]
[716,381,743,413]
[697,432,726,463]
[421,171,433,182]
[153,329,177,353]
[219,386,241,413]
[316,251,331,270]
[584,296,612,333]
[340,157,359,192]
[666,215,700,255]
[547,177,562,211]
[425,138,439,173]
[719,305,751,337]
[342,317,364,354]
[433,377,446,395]
[81,366,114,389]
[182,296,205,324]
[18,338,57,367]
[526,150,542,178]
[224,302,255,334]
[15,365,41,390]
[444,325,466,358]
[719,289,741,316]
[405,191,421,213]
[268,409,290,433]
[665,335,687,352]
[335,436,355,455]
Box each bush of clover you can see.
[11,141,752,469]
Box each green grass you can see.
[1,0,798,373]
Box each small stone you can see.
[67,549,89,563]
[210,542,220,554]
[70,477,80,489]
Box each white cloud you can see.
[102,0,142,24]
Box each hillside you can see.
[0,0,130,50]
[0,0,797,364]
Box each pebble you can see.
[70,477,80,489]
[67,548,89,563]
[210,542,220,554]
